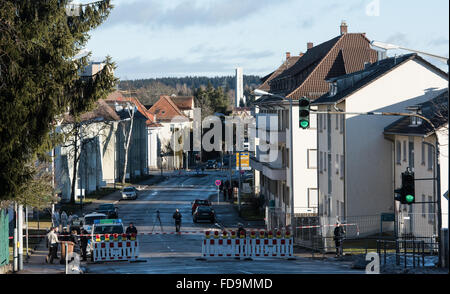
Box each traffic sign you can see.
[236,152,251,170]
[215,180,222,186]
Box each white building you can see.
[251,23,378,231]
[312,54,448,244]
[384,90,448,236]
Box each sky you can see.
[81,0,449,80]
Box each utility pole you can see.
[18,204,23,271]
[238,152,242,213]
[13,203,18,272]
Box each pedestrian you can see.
[80,229,89,261]
[52,210,60,229]
[172,209,182,232]
[46,227,59,264]
[126,222,138,239]
[60,210,68,229]
[68,212,73,226]
[228,187,233,202]
[70,229,81,256]
[60,227,70,242]
[237,223,246,238]
[333,222,346,257]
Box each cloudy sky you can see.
[82,0,449,80]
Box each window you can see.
[324,152,327,172]
[327,197,331,216]
[318,114,323,132]
[319,151,323,173]
[340,155,344,178]
[421,142,425,165]
[422,195,426,218]
[410,116,422,126]
[427,145,434,170]
[335,154,339,174]
[428,196,434,224]
[335,114,339,130]
[408,139,414,169]
[323,113,327,130]
[307,149,317,169]
[396,141,401,165]
[340,115,344,134]
[308,188,318,208]
[403,141,407,162]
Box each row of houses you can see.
[54,86,195,202]
[251,21,448,246]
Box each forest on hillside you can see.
[118,75,261,107]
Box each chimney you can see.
[307,42,313,50]
[286,52,291,59]
[340,20,348,35]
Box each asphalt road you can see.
[85,171,363,274]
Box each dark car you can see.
[96,203,118,219]
[191,199,211,214]
[193,206,216,223]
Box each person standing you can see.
[80,229,89,261]
[333,222,346,257]
[46,227,59,264]
[52,210,60,229]
[126,222,138,239]
[172,209,182,232]
[60,211,68,229]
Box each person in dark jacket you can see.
[173,209,182,232]
[70,229,81,256]
[80,229,88,261]
[126,222,138,239]
[333,222,346,257]
[237,223,246,238]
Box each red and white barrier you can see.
[201,230,294,259]
[92,234,139,262]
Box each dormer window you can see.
[410,115,422,127]
[329,82,338,97]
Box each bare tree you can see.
[120,102,136,185]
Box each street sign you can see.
[236,152,251,170]
[215,180,222,186]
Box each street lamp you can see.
[254,89,295,233]
[371,40,449,269]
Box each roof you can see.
[168,96,194,110]
[313,54,448,105]
[148,95,189,122]
[268,33,378,100]
[63,99,120,124]
[105,91,158,127]
[257,55,302,92]
[384,90,448,137]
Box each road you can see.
[85,170,363,274]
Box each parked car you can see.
[121,186,138,200]
[96,203,118,219]
[206,160,217,169]
[191,199,212,214]
[193,206,216,223]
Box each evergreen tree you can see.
[0,0,116,201]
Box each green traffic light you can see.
[300,120,309,129]
[405,194,414,203]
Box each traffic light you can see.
[402,170,415,204]
[394,170,415,204]
[299,97,310,129]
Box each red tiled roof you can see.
[257,56,302,92]
[148,95,188,122]
[105,91,159,127]
[169,96,194,110]
[268,33,378,100]
[63,99,120,123]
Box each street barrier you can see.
[201,230,294,259]
[92,233,139,262]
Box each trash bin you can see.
[60,241,74,264]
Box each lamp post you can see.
[254,89,295,234]
[371,41,449,268]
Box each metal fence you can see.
[0,209,9,267]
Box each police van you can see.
[82,212,107,234]
[87,219,125,257]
